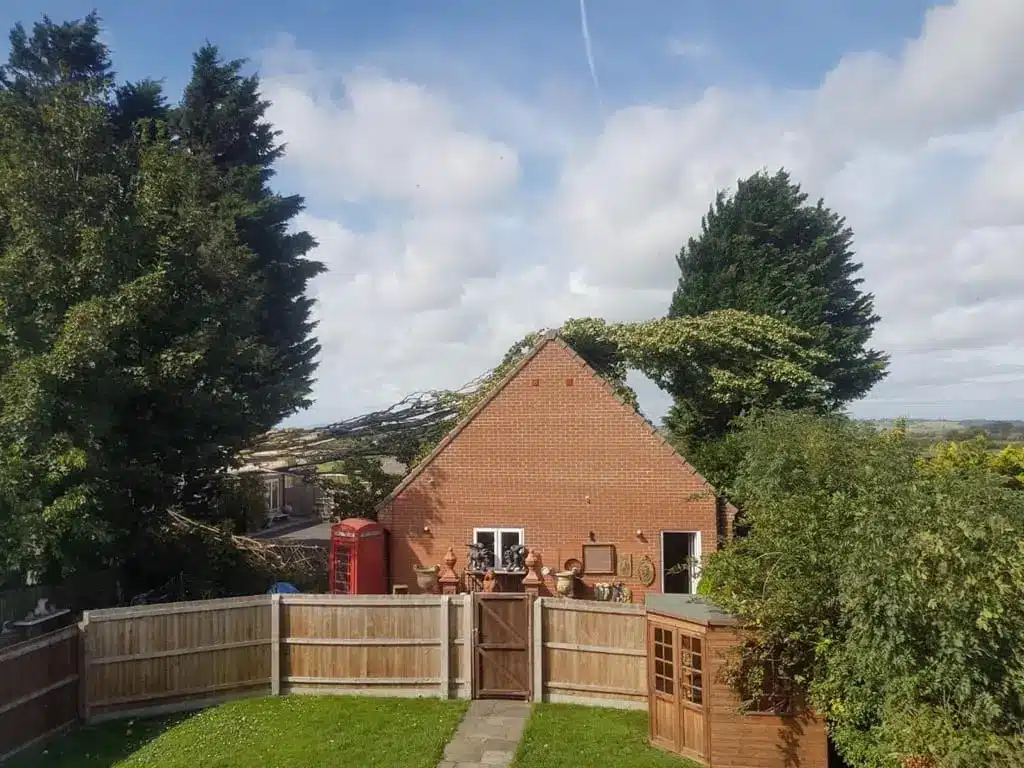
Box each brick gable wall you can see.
[378,339,720,601]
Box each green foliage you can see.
[668,169,887,442]
[703,411,1024,766]
[435,311,829,460]
[0,15,322,586]
[512,704,700,768]
[10,695,470,768]
[924,435,1024,491]
[321,456,402,521]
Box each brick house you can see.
[376,330,736,601]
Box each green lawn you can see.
[511,703,699,768]
[10,695,468,768]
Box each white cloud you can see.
[269,0,1024,427]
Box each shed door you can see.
[649,622,679,751]
[648,621,708,761]
[677,631,707,761]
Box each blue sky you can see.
[3,1,1023,425]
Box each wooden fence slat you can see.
[0,624,78,661]
[86,595,270,621]
[91,638,271,665]
[439,596,450,699]
[543,641,647,657]
[270,593,281,696]
[283,676,440,686]
[280,595,442,607]
[0,674,78,718]
[282,637,440,647]
[533,597,543,702]
[0,625,82,762]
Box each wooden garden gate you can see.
[473,593,532,699]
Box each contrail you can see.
[579,0,604,114]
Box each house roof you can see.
[375,330,736,517]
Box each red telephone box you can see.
[329,518,387,594]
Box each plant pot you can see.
[554,571,575,597]
[414,565,440,593]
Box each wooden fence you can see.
[1,593,650,761]
[534,598,648,709]
[80,594,472,723]
[0,626,80,763]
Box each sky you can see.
[4,0,1024,426]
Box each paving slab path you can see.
[437,699,531,768]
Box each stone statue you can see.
[467,541,491,572]
[503,544,528,572]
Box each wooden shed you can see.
[645,594,829,768]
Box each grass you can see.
[9,695,469,768]
[511,703,700,767]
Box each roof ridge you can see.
[374,332,558,509]
[375,330,735,516]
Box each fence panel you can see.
[83,596,273,722]
[0,626,80,762]
[278,594,469,699]
[537,598,647,709]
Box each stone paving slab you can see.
[438,700,530,768]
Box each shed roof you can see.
[645,594,742,627]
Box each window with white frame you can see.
[472,527,525,571]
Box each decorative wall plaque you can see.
[582,543,616,575]
[636,555,656,587]
[616,553,633,579]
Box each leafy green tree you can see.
[703,411,1024,767]
[0,15,323,585]
[172,44,325,427]
[667,169,888,443]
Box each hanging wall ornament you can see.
[636,555,656,587]
[616,553,633,579]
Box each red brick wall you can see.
[378,339,720,602]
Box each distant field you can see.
[861,419,1024,449]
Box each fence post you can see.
[439,595,450,699]
[78,612,90,723]
[532,597,543,702]
[462,594,474,699]
[270,594,281,696]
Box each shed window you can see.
[472,528,525,571]
[679,634,703,705]
[653,627,675,695]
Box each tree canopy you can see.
[0,14,322,585]
[667,169,888,443]
[702,412,1024,767]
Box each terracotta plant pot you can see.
[414,565,440,593]
[554,571,575,597]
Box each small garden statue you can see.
[467,542,491,573]
[503,544,528,572]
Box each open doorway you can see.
[661,531,701,594]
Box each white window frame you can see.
[660,530,702,594]
[472,527,526,572]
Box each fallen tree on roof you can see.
[240,310,832,472]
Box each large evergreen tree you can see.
[667,169,887,443]
[0,16,323,584]
[172,45,324,428]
